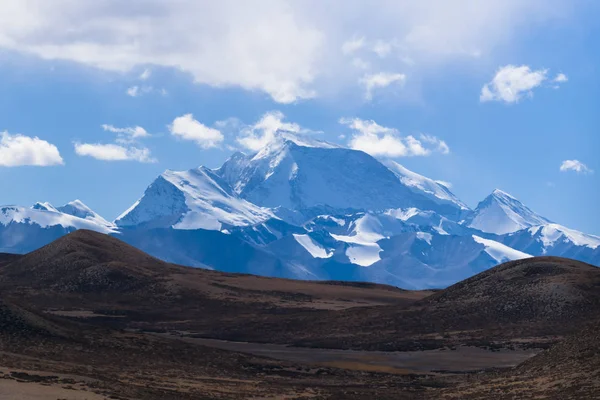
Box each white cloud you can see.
[0,1,568,103]
[553,73,568,83]
[75,123,154,162]
[169,114,224,149]
[102,124,148,138]
[360,72,406,100]
[126,85,155,97]
[340,117,449,158]
[420,133,450,154]
[480,65,548,103]
[372,40,393,58]
[236,111,311,151]
[139,68,151,80]
[74,143,155,163]
[126,86,139,97]
[101,124,149,145]
[342,37,366,55]
[0,131,64,167]
[560,160,593,174]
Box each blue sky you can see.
[0,0,598,234]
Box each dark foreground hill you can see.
[0,230,599,399]
[441,319,600,399]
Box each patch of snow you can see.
[385,207,421,221]
[330,215,385,266]
[416,232,433,245]
[472,235,532,263]
[293,234,333,258]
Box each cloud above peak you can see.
[235,111,316,151]
[0,131,64,167]
[169,114,224,149]
[340,117,449,158]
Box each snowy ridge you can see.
[472,235,532,263]
[529,224,600,250]
[330,215,387,267]
[57,199,114,228]
[293,234,333,258]
[382,159,469,211]
[216,133,467,217]
[465,189,551,235]
[116,166,274,230]
[0,205,116,234]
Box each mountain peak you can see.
[465,189,551,235]
[57,200,113,228]
[31,202,58,212]
[491,188,516,199]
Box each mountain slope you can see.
[0,204,116,253]
[215,134,467,219]
[464,189,550,234]
[382,159,469,214]
[57,199,114,228]
[115,166,274,230]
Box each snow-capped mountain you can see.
[0,201,116,253]
[464,189,551,235]
[382,160,469,216]
[497,223,600,261]
[115,167,274,230]
[215,134,466,220]
[0,132,597,289]
[57,199,114,229]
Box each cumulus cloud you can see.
[360,72,406,100]
[340,117,449,157]
[0,1,568,103]
[480,65,568,103]
[169,114,224,149]
[0,131,64,167]
[560,160,593,174]
[126,85,156,97]
[74,123,154,162]
[102,124,149,144]
[126,86,139,97]
[553,73,568,83]
[74,143,155,163]
[235,111,314,151]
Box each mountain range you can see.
[1,131,598,289]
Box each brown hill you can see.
[441,319,600,399]
[1,230,599,398]
[278,256,600,351]
[0,230,426,340]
